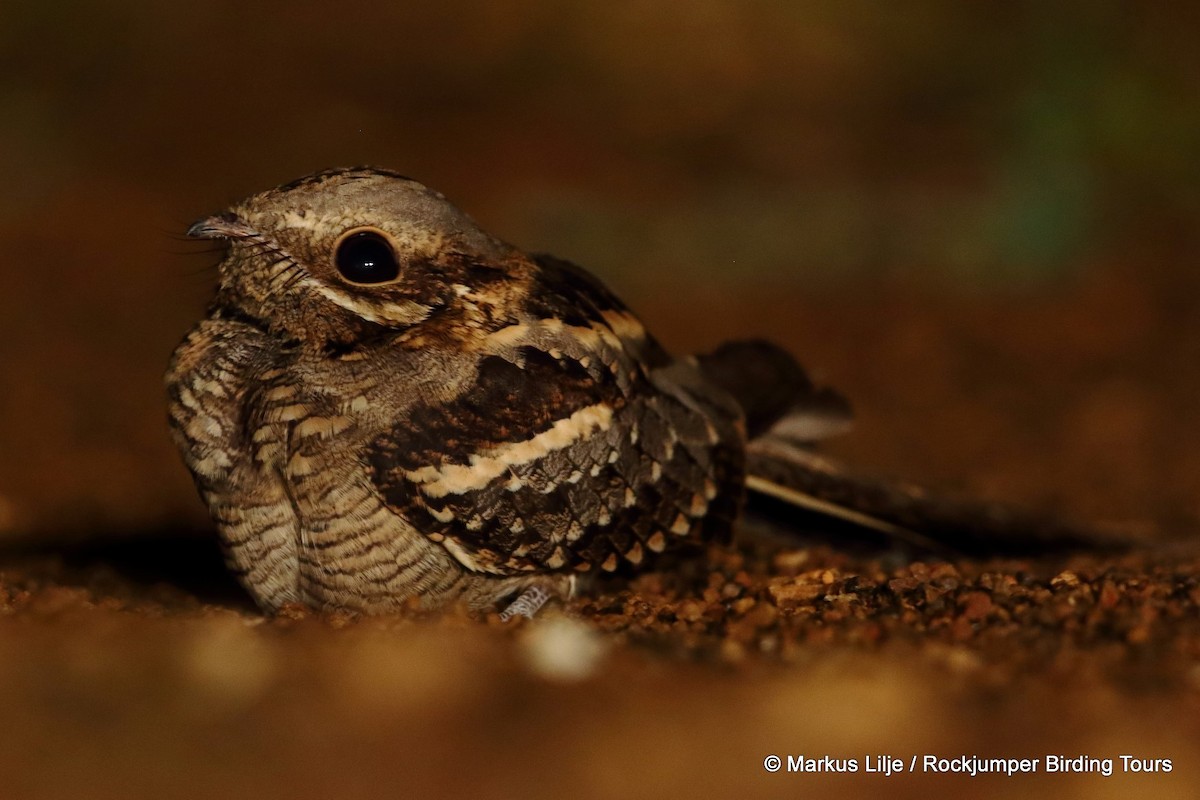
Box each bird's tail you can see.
[698,340,1128,554]
[744,436,1130,554]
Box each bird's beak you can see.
[187,212,257,240]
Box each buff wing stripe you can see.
[367,347,739,575]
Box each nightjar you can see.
[167,167,1104,618]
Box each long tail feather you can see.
[745,437,1131,554]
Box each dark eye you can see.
[334,229,400,284]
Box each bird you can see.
[167,167,1108,619]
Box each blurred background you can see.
[1,2,1199,535]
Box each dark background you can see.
[3,0,1199,540]
[1,4,1199,799]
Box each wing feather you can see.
[367,257,743,575]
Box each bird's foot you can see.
[499,585,553,621]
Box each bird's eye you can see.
[334,229,400,284]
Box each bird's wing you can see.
[366,256,743,576]
[693,339,853,441]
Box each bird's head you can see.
[189,167,522,348]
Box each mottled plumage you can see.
[168,167,1107,617]
[167,168,785,614]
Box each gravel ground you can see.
[0,537,1197,800]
